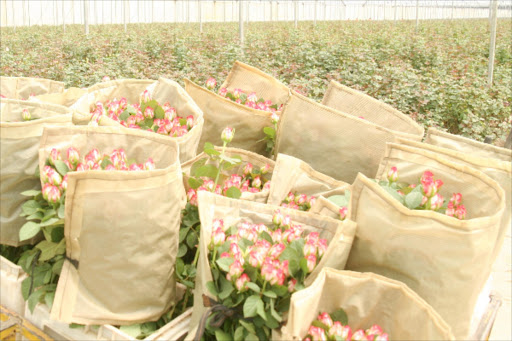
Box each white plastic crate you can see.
[24,298,191,341]
[0,255,27,317]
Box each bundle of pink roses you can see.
[303,311,389,341]
[89,90,194,137]
[201,210,329,340]
[281,192,316,212]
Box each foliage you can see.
[1,19,510,143]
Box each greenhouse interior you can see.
[0,1,511,341]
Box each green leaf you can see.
[219,154,242,165]
[234,326,245,341]
[179,227,190,243]
[39,218,60,227]
[190,157,208,176]
[57,203,65,219]
[405,191,423,209]
[243,295,263,318]
[264,311,279,329]
[188,177,204,190]
[21,200,42,216]
[271,285,288,297]
[52,258,64,275]
[21,190,42,197]
[26,211,44,221]
[119,324,142,338]
[226,93,236,101]
[203,142,221,156]
[219,276,234,300]
[21,277,31,300]
[259,231,273,244]
[69,324,84,329]
[279,245,299,262]
[154,106,165,119]
[19,221,41,241]
[299,257,309,275]
[245,333,259,341]
[206,281,219,297]
[263,290,277,298]
[36,240,63,262]
[330,308,349,325]
[246,282,260,293]
[50,226,64,243]
[119,110,130,121]
[45,291,55,309]
[288,259,300,277]
[177,244,187,258]
[225,186,241,199]
[54,160,69,176]
[327,195,350,207]
[312,320,330,331]
[382,186,405,204]
[216,257,234,272]
[239,320,256,335]
[263,126,276,138]
[186,229,198,248]
[27,288,44,313]
[270,298,283,322]
[195,164,219,179]
[215,329,232,341]
[41,209,56,222]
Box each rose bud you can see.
[247,92,258,103]
[351,330,367,341]
[211,228,225,249]
[375,333,389,341]
[260,163,271,175]
[271,112,280,125]
[243,162,253,176]
[450,193,463,206]
[85,148,101,163]
[248,250,265,268]
[140,90,151,103]
[387,166,398,182]
[296,194,308,205]
[119,97,128,110]
[144,106,154,119]
[60,174,68,191]
[272,210,283,226]
[339,206,348,220]
[252,176,262,189]
[455,204,466,220]
[305,253,317,273]
[212,218,224,231]
[268,243,285,259]
[317,312,334,328]
[42,183,53,201]
[186,189,197,202]
[129,163,142,171]
[66,147,80,165]
[22,108,31,121]
[48,169,62,186]
[218,87,228,97]
[429,193,444,211]
[434,179,444,191]
[317,239,328,257]
[232,88,242,99]
[303,239,317,257]
[288,278,297,292]
[48,148,62,166]
[328,321,344,338]
[144,158,156,171]
[282,215,292,229]
[421,177,436,197]
[263,181,271,191]
[46,185,61,204]
[445,202,455,217]
[308,326,327,341]
[205,77,217,90]
[235,273,250,291]
[366,325,383,337]
[221,126,235,143]
[420,170,434,183]
[227,259,244,281]
[76,163,88,172]
[186,115,194,129]
[340,325,352,340]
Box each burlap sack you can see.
[71,78,204,163]
[34,87,87,107]
[275,91,405,183]
[184,79,274,157]
[0,99,73,246]
[220,61,291,107]
[0,76,64,100]
[321,80,424,140]
[346,143,506,339]
[268,154,349,208]
[425,127,512,162]
[187,191,357,339]
[45,126,186,325]
[280,268,455,341]
[181,146,275,203]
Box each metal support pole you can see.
[488,0,498,86]
[239,0,244,46]
[199,0,202,32]
[84,0,89,34]
[294,0,297,28]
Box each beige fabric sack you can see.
[0,99,73,246]
[187,191,357,339]
[45,126,186,325]
[34,87,87,107]
[184,79,276,157]
[268,153,349,211]
[1,76,64,100]
[321,80,424,140]
[346,143,506,339]
[425,127,512,161]
[275,91,406,183]
[280,268,454,341]
[181,146,275,203]
[396,138,512,264]
[220,61,291,107]
[71,78,204,163]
